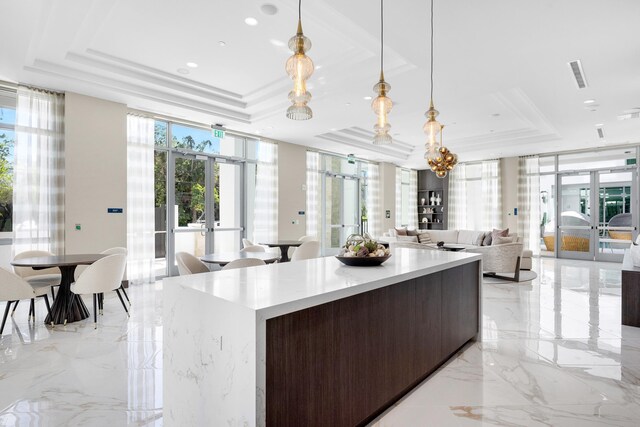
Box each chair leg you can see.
[115,289,129,317]
[51,287,56,300]
[43,295,54,327]
[11,300,19,317]
[64,294,75,325]
[1,301,12,335]
[98,293,103,314]
[29,299,35,321]
[93,293,97,329]
[119,284,130,305]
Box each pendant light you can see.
[424,0,457,178]
[372,0,393,145]
[285,0,314,120]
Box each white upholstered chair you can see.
[69,254,128,327]
[240,245,266,253]
[0,268,54,334]
[75,247,130,309]
[176,252,210,275]
[290,240,321,262]
[288,235,318,258]
[242,238,254,248]
[13,250,61,300]
[221,258,266,271]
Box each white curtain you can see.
[253,140,278,243]
[409,170,418,230]
[481,160,502,230]
[518,156,541,255]
[13,86,65,255]
[395,167,402,227]
[305,151,321,239]
[448,164,467,230]
[365,163,381,238]
[127,115,155,284]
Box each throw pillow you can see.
[490,228,509,244]
[493,236,515,245]
[397,236,419,243]
[474,232,486,246]
[418,232,432,244]
[407,229,419,237]
[482,233,492,246]
[395,227,408,236]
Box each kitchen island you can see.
[163,248,482,427]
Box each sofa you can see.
[382,229,532,278]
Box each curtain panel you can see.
[13,86,65,255]
[305,151,321,239]
[518,156,541,255]
[481,160,502,230]
[409,170,418,230]
[448,164,467,230]
[253,140,278,243]
[126,114,155,284]
[365,163,381,239]
[395,167,402,227]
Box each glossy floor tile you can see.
[1,258,639,426]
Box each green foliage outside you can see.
[0,133,13,232]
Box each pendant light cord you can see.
[299,0,302,21]
[430,0,434,101]
[381,0,384,74]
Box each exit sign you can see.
[213,129,225,138]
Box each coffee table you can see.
[427,244,466,252]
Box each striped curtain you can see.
[126,114,155,284]
[481,160,502,230]
[253,140,278,243]
[448,163,467,230]
[518,156,540,255]
[305,151,321,238]
[395,167,402,227]
[13,86,65,255]
[365,163,381,238]
[409,170,418,230]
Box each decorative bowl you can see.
[335,255,391,267]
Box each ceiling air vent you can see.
[618,111,640,121]
[596,127,605,139]
[568,60,588,89]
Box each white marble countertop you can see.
[163,247,482,319]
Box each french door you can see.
[322,173,360,255]
[167,153,244,275]
[557,169,636,262]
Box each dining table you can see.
[11,254,106,325]
[258,240,303,262]
[200,251,281,267]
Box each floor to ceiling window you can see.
[0,100,15,235]
[153,119,260,277]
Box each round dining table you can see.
[200,251,280,267]
[258,240,303,262]
[11,254,106,325]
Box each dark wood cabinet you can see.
[266,261,480,427]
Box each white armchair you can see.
[467,242,524,282]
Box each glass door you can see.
[322,173,360,255]
[558,173,594,260]
[167,153,244,275]
[596,170,636,262]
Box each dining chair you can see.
[242,238,254,248]
[12,250,62,303]
[240,245,266,253]
[221,258,266,270]
[0,268,54,334]
[289,236,318,259]
[74,247,130,311]
[68,254,127,327]
[176,252,210,275]
[290,240,321,262]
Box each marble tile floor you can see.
[1,258,639,426]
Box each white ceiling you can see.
[2,0,640,169]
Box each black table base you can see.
[44,265,90,325]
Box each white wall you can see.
[379,162,396,233]
[64,92,127,253]
[277,141,307,240]
[501,157,519,231]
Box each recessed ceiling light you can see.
[363,96,372,100]
[595,123,604,127]
[177,68,189,75]
[269,39,285,47]
[584,99,596,104]
[218,41,226,47]
[260,4,278,15]
[186,62,198,68]
[345,102,351,106]
[330,128,337,131]
[245,17,258,26]
[315,65,322,70]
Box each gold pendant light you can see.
[372,0,392,145]
[285,0,314,120]
[424,0,457,178]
